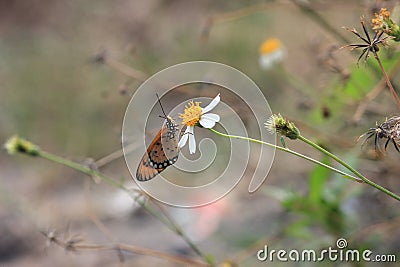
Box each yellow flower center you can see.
[259,38,282,55]
[380,8,390,20]
[372,8,391,32]
[179,100,203,126]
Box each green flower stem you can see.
[297,135,400,201]
[39,150,126,191]
[208,128,361,183]
[5,138,209,264]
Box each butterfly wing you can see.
[136,130,164,181]
[136,117,180,181]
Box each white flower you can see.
[259,38,286,70]
[178,94,220,154]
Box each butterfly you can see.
[136,97,180,181]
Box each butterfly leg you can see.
[384,138,390,150]
[392,139,400,152]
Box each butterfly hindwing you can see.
[136,116,180,181]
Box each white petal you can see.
[199,113,220,128]
[202,113,220,122]
[199,118,216,129]
[178,127,190,148]
[202,94,220,113]
[188,129,196,154]
[187,126,194,135]
[259,50,285,70]
[259,55,273,70]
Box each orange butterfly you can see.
[136,98,180,181]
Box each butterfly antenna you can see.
[156,93,168,119]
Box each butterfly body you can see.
[136,116,180,181]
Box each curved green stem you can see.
[208,128,361,182]
[297,135,400,201]
[209,128,400,201]
[39,150,127,191]
[3,135,210,264]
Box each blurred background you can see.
[1,0,399,266]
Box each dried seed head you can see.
[342,17,391,64]
[359,116,400,153]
